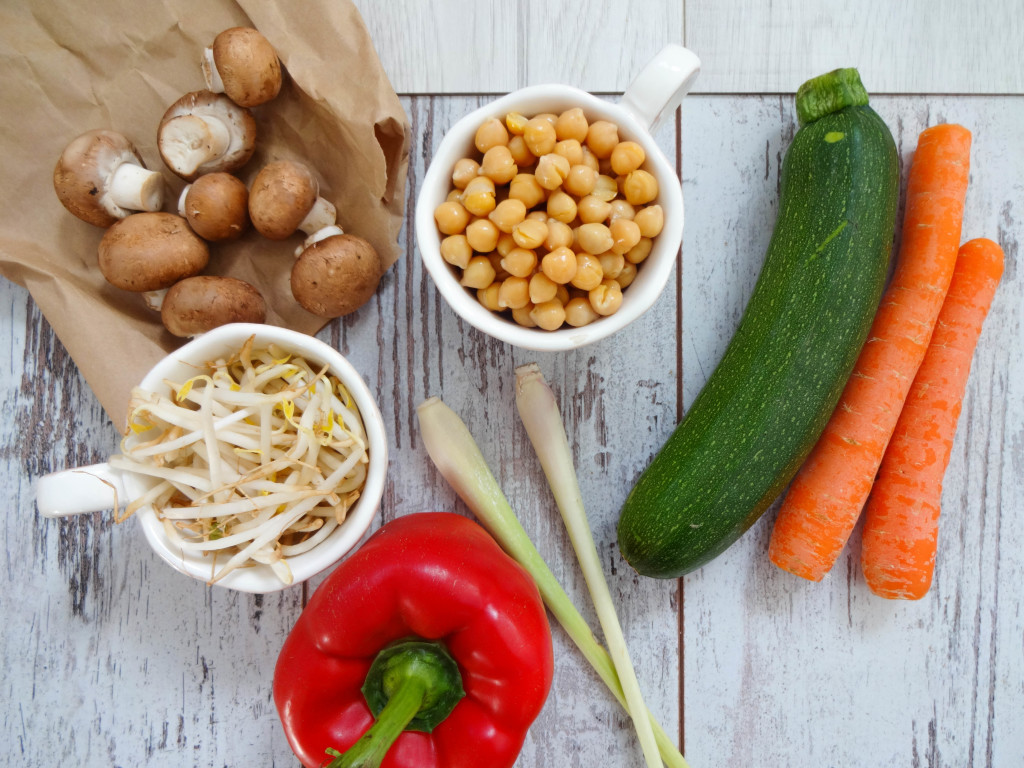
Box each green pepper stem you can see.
[324,640,465,768]
[323,679,426,768]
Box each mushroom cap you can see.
[181,172,250,241]
[98,212,209,292]
[53,130,150,227]
[157,90,256,181]
[161,275,267,337]
[248,160,319,240]
[291,233,383,318]
[208,27,282,108]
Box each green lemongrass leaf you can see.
[514,362,662,768]
[415,396,690,768]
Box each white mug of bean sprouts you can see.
[416,44,700,351]
[34,323,388,594]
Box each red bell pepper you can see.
[273,512,554,768]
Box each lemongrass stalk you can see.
[514,363,663,768]
[416,397,689,768]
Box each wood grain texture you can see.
[352,0,1022,95]
[678,93,1024,767]
[4,91,1023,768]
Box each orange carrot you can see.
[768,123,972,582]
[860,238,1003,599]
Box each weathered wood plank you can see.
[677,93,1024,767]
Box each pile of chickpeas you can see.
[433,108,664,331]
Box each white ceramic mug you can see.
[35,323,388,593]
[416,44,701,351]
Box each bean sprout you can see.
[111,336,368,585]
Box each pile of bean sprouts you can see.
[110,336,368,585]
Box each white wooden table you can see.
[4,2,1023,766]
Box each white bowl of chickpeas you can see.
[416,45,700,350]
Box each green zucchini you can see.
[617,69,899,578]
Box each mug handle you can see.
[618,44,701,134]
[35,463,125,518]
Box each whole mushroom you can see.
[178,172,249,242]
[53,130,165,227]
[202,27,282,108]
[98,212,209,293]
[157,91,256,181]
[161,275,267,337]
[291,228,383,318]
[248,160,337,241]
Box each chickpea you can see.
[512,217,548,249]
[592,174,619,202]
[616,261,638,288]
[529,271,558,304]
[475,117,508,153]
[576,222,614,254]
[461,256,496,289]
[622,169,659,205]
[496,231,517,257]
[494,276,528,309]
[577,194,612,224]
[446,189,463,203]
[512,303,538,327]
[553,139,584,167]
[555,107,589,142]
[634,204,665,237]
[535,153,571,190]
[555,284,570,305]
[466,218,500,252]
[523,117,557,156]
[609,218,642,255]
[508,173,546,208]
[488,252,511,281]
[547,190,578,224]
[530,299,566,331]
[625,237,653,265]
[536,113,559,126]
[481,145,518,184]
[526,210,549,221]
[488,198,527,233]
[589,279,623,316]
[462,176,496,216]
[541,246,578,285]
[434,201,470,234]
[610,141,646,175]
[477,282,502,311]
[586,120,619,158]
[564,296,599,327]
[452,158,480,189]
[580,146,601,172]
[544,219,574,251]
[507,136,536,167]
[440,234,472,269]
[563,164,597,198]
[570,253,604,291]
[500,247,537,278]
[505,112,528,135]
[598,250,625,279]
[608,199,636,222]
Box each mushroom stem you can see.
[177,185,192,217]
[143,288,169,312]
[295,225,345,257]
[108,163,165,213]
[201,47,225,94]
[160,114,232,178]
[298,196,337,236]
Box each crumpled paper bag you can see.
[0,0,410,424]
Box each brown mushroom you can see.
[291,231,382,318]
[248,160,337,241]
[53,130,165,227]
[178,172,249,242]
[98,212,209,292]
[202,27,283,108]
[161,276,267,337]
[157,91,256,181]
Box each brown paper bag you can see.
[0,0,410,424]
